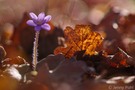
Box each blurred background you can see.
[0,0,135,28]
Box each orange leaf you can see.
[54,25,103,58]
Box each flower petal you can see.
[26,20,36,26]
[41,24,51,31]
[44,15,51,22]
[29,12,37,20]
[38,12,45,21]
[34,26,41,31]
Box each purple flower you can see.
[26,12,51,31]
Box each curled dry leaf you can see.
[2,56,29,67]
[108,48,133,68]
[109,52,129,68]
[54,25,103,58]
[3,66,22,81]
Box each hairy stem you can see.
[32,31,40,71]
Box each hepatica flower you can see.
[26,12,51,71]
[27,12,51,31]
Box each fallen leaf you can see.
[37,54,65,70]
[2,56,29,67]
[54,25,103,58]
[3,66,22,81]
[108,48,131,68]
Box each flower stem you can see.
[32,31,40,71]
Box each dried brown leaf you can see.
[109,48,131,68]
[54,25,103,58]
[2,56,29,67]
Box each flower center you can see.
[36,20,44,25]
